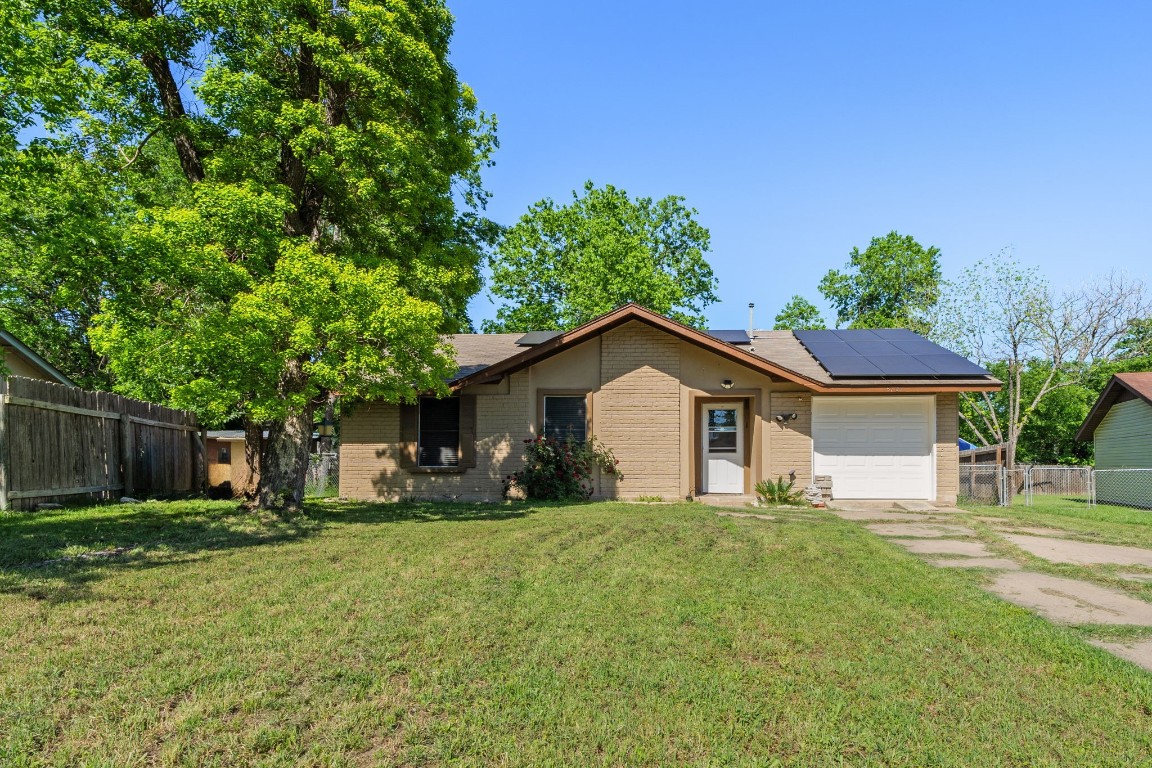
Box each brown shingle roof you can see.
[443,305,999,393]
[1076,372,1152,440]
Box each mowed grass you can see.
[962,495,1152,549]
[2,501,1152,766]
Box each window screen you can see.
[419,397,460,467]
[544,396,587,443]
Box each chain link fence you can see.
[959,465,1096,508]
[1094,469,1152,510]
[305,452,339,498]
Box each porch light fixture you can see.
[721,379,734,389]
[774,413,798,423]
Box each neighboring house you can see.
[0,330,75,386]
[205,430,257,496]
[340,305,999,504]
[1076,373,1152,508]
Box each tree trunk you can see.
[254,403,315,511]
[242,418,264,499]
[1005,435,1017,471]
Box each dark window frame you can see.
[418,397,461,468]
[539,391,594,444]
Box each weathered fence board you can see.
[0,376,203,511]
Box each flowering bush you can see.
[506,436,623,500]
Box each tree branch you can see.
[117,125,162,170]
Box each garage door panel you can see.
[813,396,933,500]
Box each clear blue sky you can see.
[449,1,1152,330]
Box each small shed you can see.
[206,430,256,496]
[1076,373,1152,507]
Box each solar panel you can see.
[515,331,564,346]
[818,356,885,376]
[795,329,990,378]
[705,329,752,345]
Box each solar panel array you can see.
[704,329,752,345]
[794,329,989,378]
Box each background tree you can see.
[773,296,826,331]
[483,182,717,332]
[5,0,497,510]
[934,254,1149,468]
[819,231,941,332]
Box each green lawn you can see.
[961,495,1152,549]
[2,500,1152,766]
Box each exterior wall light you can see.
[721,379,734,389]
[774,413,798,423]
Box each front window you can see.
[419,397,460,467]
[543,396,587,443]
[707,408,738,453]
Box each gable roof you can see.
[1075,372,1152,441]
[448,304,1000,394]
[0,329,75,387]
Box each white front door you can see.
[702,403,744,494]
[812,396,934,500]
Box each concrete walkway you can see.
[832,501,1152,672]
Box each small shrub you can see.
[755,477,806,506]
[507,436,623,500]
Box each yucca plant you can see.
[754,476,806,505]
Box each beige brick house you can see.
[340,304,999,505]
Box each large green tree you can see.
[483,182,717,332]
[3,0,496,509]
[773,296,826,331]
[819,231,941,332]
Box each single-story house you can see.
[339,304,1000,504]
[1076,372,1152,508]
[0,329,75,386]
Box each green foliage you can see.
[754,476,805,505]
[773,295,826,331]
[507,436,623,500]
[960,361,1096,465]
[2,0,497,507]
[819,231,941,332]
[0,146,185,389]
[483,181,718,332]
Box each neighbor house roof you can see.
[1075,372,1152,441]
[0,329,75,387]
[447,304,1000,394]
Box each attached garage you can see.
[812,395,935,500]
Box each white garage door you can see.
[812,396,934,500]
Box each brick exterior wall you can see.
[935,392,959,505]
[766,391,813,487]
[339,371,531,501]
[595,323,682,498]
[339,324,969,504]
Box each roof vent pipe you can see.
[748,303,755,336]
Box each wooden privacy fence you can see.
[0,376,204,511]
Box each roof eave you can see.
[447,304,1002,395]
[1075,375,1152,441]
[0,329,75,387]
[447,304,825,392]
